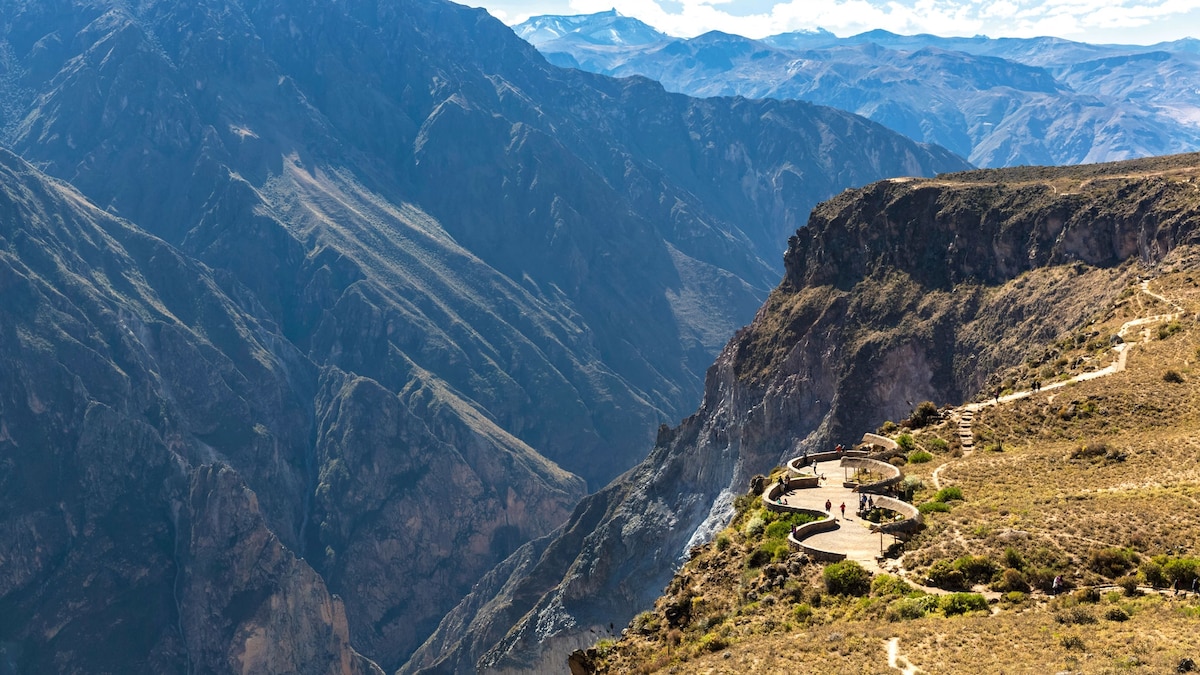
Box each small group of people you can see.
[858,493,875,512]
[823,499,848,519]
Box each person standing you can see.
[825,499,831,512]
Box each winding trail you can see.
[932,279,1185,490]
[886,637,924,675]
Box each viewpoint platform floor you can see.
[779,460,892,569]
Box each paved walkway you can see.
[779,460,897,570]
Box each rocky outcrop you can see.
[412,154,1200,673]
[178,464,382,675]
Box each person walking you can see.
[839,502,846,519]
[825,499,831,512]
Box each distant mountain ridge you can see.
[518,12,1200,167]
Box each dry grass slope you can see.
[583,256,1200,674]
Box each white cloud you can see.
[535,0,1200,43]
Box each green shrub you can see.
[953,555,998,584]
[1163,557,1199,585]
[1141,560,1168,587]
[715,534,731,552]
[764,521,792,540]
[990,568,1030,593]
[918,501,951,514]
[1089,548,1138,578]
[698,632,727,652]
[823,561,871,596]
[744,514,766,538]
[1003,547,1026,570]
[926,560,966,589]
[939,593,988,616]
[933,486,964,503]
[746,547,773,568]
[896,434,916,452]
[1074,587,1101,604]
[1024,567,1059,593]
[1003,591,1027,604]
[886,597,932,621]
[908,450,934,464]
[872,574,915,598]
[927,438,949,454]
[907,401,940,429]
[878,420,899,435]
[791,603,813,623]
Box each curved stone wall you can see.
[839,457,903,493]
[786,518,845,562]
[869,495,923,534]
[862,433,899,450]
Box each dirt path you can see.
[886,637,924,675]
[932,280,1183,491]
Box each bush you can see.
[1163,557,1200,586]
[791,603,813,623]
[1104,606,1130,622]
[872,574,915,598]
[1164,369,1185,383]
[907,401,940,429]
[715,534,731,552]
[927,438,949,454]
[953,555,999,584]
[1117,575,1140,596]
[1003,547,1026,570]
[1061,635,1086,651]
[908,450,934,464]
[933,486,964,503]
[746,547,773,568]
[878,420,899,435]
[1025,567,1059,593]
[1055,606,1096,625]
[896,434,916,452]
[764,521,792,540]
[698,632,727,652]
[927,560,966,589]
[744,514,766,538]
[886,597,933,621]
[1141,560,1168,587]
[990,568,1030,593]
[1003,591,1027,604]
[1089,548,1138,578]
[823,561,871,596]
[939,593,988,616]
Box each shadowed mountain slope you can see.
[0,0,967,671]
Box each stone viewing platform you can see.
[762,454,922,567]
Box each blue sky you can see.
[469,0,1200,44]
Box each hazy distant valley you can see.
[517,10,1200,168]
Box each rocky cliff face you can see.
[0,149,380,673]
[409,153,1200,673]
[0,0,968,671]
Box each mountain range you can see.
[0,0,965,672]
[516,11,1200,168]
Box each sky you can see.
[468,0,1200,45]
